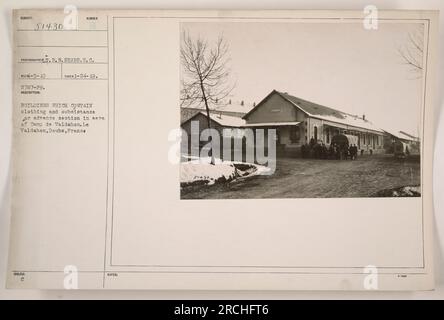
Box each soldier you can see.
[349,144,357,160]
[334,144,340,160]
[328,143,335,159]
[320,142,328,159]
[309,137,316,148]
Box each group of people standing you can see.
[347,144,359,160]
[301,138,359,160]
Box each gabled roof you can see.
[212,101,255,115]
[278,91,346,119]
[399,131,420,141]
[243,90,384,133]
[180,108,201,124]
[183,111,246,128]
[182,101,255,116]
[244,121,301,127]
[207,112,246,127]
[383,129,419,142]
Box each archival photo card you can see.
[7,9,438,290]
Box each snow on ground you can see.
[395,186,421,197]
[180,162,237,185]
[374,185,421,197]
[180,156,271,185]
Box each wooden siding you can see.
[244,93,305,124]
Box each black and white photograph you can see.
[180,21,424,199]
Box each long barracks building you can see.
[242,90,385,155]
[181,90,412,157]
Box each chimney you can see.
[228,99,231,105]
[241,100,244,106]
[253,102,256,107]
[362,114,366,121]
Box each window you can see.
[314,126,318,141]
[290,126,300,143]
[326,128,330,144]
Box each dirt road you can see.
[180,154,420,199]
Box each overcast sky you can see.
[182,21,426,136]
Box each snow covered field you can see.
[180,157,271,186]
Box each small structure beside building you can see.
[181,110,246,136]
[383,130,420,156]
[180,109,246,157]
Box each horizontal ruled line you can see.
[17,29,108,32]
[18,78,108,81]
[10,270,428,275]
[17,61,109,64]
[17,45,108,48]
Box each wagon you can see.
[330,134,358,148]
[330,134,359,160]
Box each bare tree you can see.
[398,27,424,77]
[180,31,234,163]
